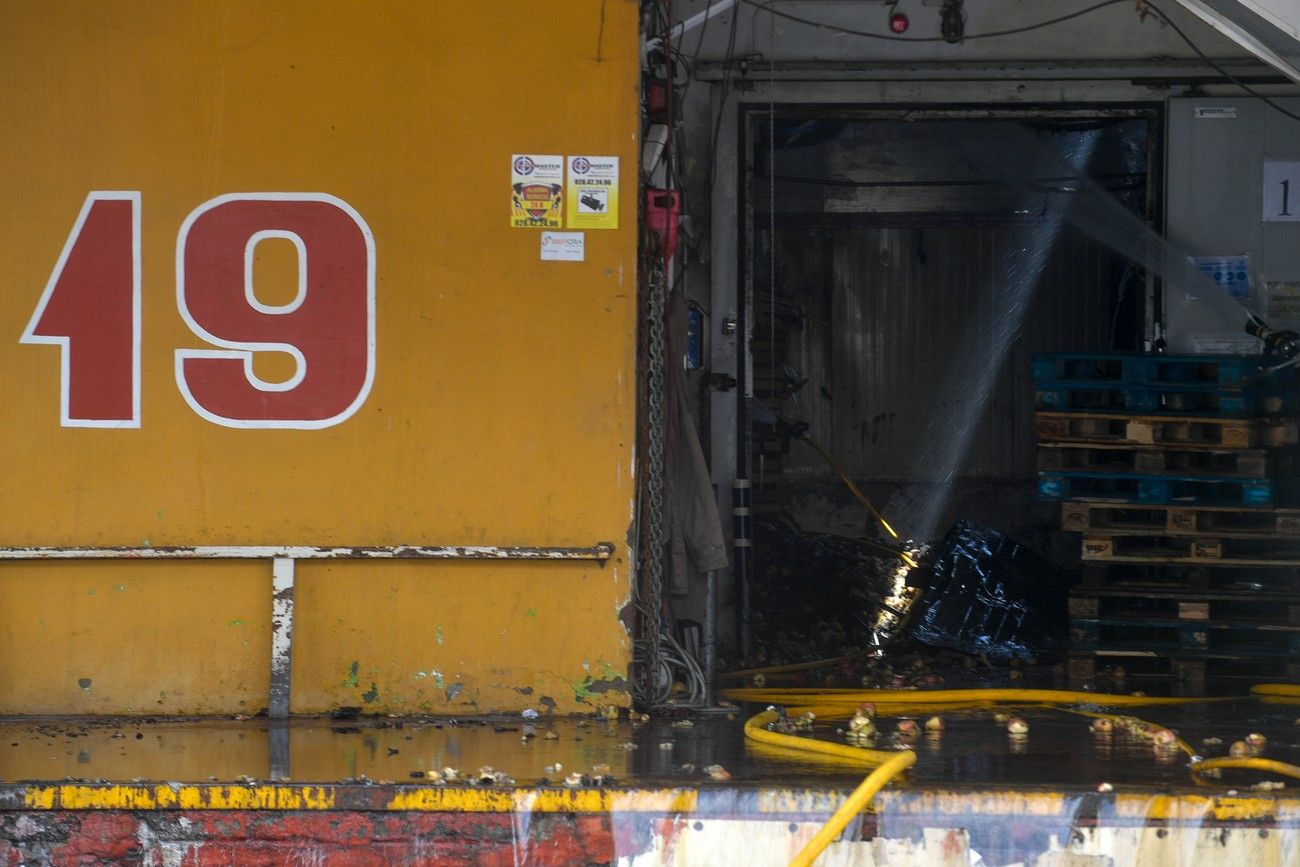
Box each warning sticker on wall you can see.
[1266,280,1300,319]
[541,231,585,261]
[566,155,619,229]
[511,154,563,228]
[1190,254,1252,300]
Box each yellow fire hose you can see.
[723,437,1300,866]
[1251,683,1300,699]
[798,436,899,541]
[1053,706,1198,759]
[744,709,916,867]
[788,751,917,867]
[1192,756,1300,783]
[784,700,999,718]
[745,709,901,765]
[728,686,1214,708]
[732,685,1294,866]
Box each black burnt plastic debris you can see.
[909,519,1068,661]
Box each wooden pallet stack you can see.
[1032,351,1300,692]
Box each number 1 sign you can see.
[1263,161,1300,223]
[21,191,375,429]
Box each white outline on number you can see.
[244,229,308,315]
[174,192,376,430]
[20,191,143,429]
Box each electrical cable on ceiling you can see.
[1142,0,1300,124]
[735,0,1130,43]
[690,0,715,64]
[724,0,1300,124]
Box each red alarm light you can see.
[889,11,909,33]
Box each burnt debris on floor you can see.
[747,516,1070,685]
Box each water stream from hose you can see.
[886,123,1260,543]
[886,129,1099,542]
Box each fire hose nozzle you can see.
[1246,315,1300,359]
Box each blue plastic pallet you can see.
[1070,621,1300,656]
[1034,381,1300,416]
[1038,471,1294,507]
[1031,352,1293,388]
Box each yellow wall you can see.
[0,1,639,714]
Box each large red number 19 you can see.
[21,191,375,430]
[176,194,375,429]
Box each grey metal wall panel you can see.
[1165,96,1300,352]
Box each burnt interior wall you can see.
[756,222,1125,551]
[739,117,1155,659]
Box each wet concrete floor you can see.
[3,696,1299,793]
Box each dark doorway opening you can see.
[736,106,1161,663]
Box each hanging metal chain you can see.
[641,261,669,701]
[634,0,675,709]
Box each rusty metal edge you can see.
[2,783,1299,826]
[0,782,838,815]
[0,543,616,561]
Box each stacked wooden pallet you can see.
[1033,351,1300,692]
